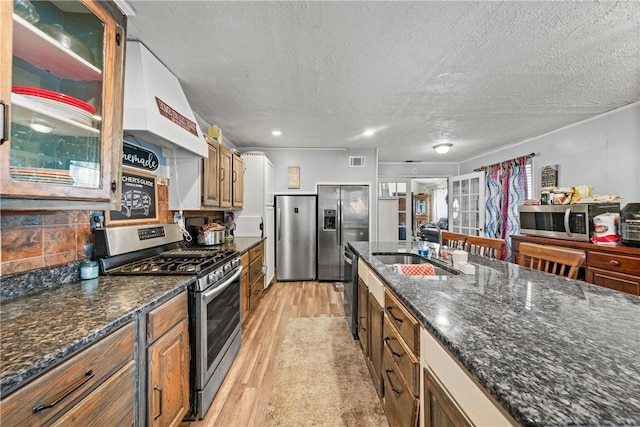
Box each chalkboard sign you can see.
[541,165,558,188]
[106,169,159,225]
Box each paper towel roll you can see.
[452,250,468,269]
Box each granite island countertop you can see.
[0,236,263,398]
[349,241,640,427]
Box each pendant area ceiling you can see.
[124,1,640,163]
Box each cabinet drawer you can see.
[249,256,264,285]
[147,291,188,343]
[383,317,419,396]
[249,243,264,261]
[51,360,135,427]
[0,323,134,426]
[384,289,420,356]
[588,251,640,276]
[588,267,640,296]
[249,281,262,311]
[382,346,419,427]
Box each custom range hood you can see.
[123,41,207,157]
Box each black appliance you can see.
[343,245,358,338]
[620,203,640,247]
[95,223,241,421]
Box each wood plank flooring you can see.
[187,281,346,427]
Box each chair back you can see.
[516,242,586,279]
[441,231,467,250]
[465,236,506,260]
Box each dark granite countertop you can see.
[0,274,192,398]
[349,241,640,427]
[0,237,263,398]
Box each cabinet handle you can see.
[385,369,402,395]
[33,370,94,413]
[154,386,163,420]
[0,100,7,144]
[384,337,403,358]
[359,316,366,331]
[220,168,225,180]
[386,307,404,324]
[609,259,621,266]
[233,170,237,182]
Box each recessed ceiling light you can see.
[272,130,282,136]
[433,143,453,154]
[363,129,375,137]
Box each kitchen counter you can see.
[349,241,640,426]
[0,274,192,398]
[0,237,262,398]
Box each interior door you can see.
[449,172,485,236]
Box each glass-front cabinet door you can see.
[0,0,125,208]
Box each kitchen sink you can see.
[372,252,459,276]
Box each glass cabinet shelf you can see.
[12,14,102,81]
[12,93,100,137]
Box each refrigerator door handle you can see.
[277,208,281,241]
[338,194,343,246]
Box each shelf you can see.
[11,93,100,137]
[12,14,102,81]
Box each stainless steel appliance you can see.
[343,245,358,337]
[275,195,317,281]
[317,185,369,281]
[620,203,640,246]
[519,203,620,242]
[95,223,241,420]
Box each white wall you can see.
[459,103,640,206]
[379,162,458,178]
[252,147,378,239]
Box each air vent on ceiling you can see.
[349,156,365,167]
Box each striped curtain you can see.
[483,156,527,261]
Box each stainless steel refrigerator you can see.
[317,185,369,281]
[275,195,317,281]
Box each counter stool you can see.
[517,242,586,279]
[465,236,506,260]
[440,231,468,250]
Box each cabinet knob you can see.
[609,259,621,266]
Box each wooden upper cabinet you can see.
[232,153,244,208]
[1,0,126,209]
[202,136,220,207]
[219,146,233,208]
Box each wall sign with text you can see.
[106,169,159,225]
[122,141,160,172]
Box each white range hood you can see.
[123,41,207,158]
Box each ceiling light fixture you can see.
[433,143,452,154]
[272,130,282,136]
[363,129,375,137]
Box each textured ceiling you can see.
[125,1,640,163]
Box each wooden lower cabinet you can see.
[146,292,190,427]
[148,320,189,427]
[511,235,640,295]
[248,241,265,316]
[368,293,384,397]
[357,278,369,355]
[383,347,419,427]
[423,368,471,427]
[241,251,250,324]
[52,360,136,427]
[0,323,135,426]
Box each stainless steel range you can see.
[95,223,242,420]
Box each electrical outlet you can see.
[90,211,104,230]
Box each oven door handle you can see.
[202,266,243,303]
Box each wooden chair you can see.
[465,236,506,260]
[440,231,467,250]
[516,242,586,279]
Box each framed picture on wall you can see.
[106,169,159,225]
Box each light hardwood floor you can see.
[188,281,346,426]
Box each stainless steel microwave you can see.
[518,203,620,241]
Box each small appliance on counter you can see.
[620,203,640,247]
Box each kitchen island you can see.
[349,241,640,427]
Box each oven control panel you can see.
[138,226,167,240]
